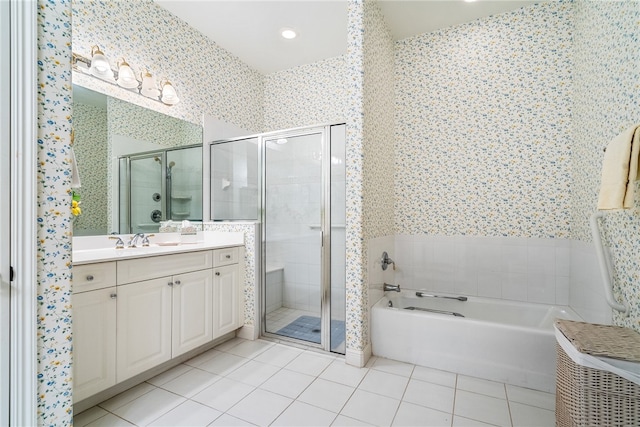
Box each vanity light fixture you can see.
[280,28,297,39]
[72,48,180,106]
[140,70,160,99]
[160,79,180,105]
[89,45,115,82]
[116,58,138,89]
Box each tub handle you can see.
[380,251,395,271]
[416,291,467,301]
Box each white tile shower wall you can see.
[266,135,323,314]
[265,267,284,314]
[394,235,571,306]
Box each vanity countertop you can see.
[73,231,244,265]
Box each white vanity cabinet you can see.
[72,262,117,402]
[115,276,173,382]
[73,245,244,400]
[116,251,214,382]
[172,269,214,356]
[213,247,243,338]
[213,264,241,338]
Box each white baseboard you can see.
[236,324,258,340]
[345,343,371,368]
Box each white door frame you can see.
[3,0,38,425]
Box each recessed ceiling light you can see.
[280,28,297,40]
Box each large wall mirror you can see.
[72,84,203,236]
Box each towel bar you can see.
[590,211,629,315]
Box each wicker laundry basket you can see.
[555,320,640,427]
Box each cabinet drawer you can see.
[117,251,213,284]
[73,262,116,293]
[213,247,239,267]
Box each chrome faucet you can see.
[108,236,125,249]
[141,234,155,247]
[383,283,401,292]
[128,233,146,248]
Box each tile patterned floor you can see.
[265,307,320,333]
[74,338,556,427]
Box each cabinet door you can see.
[172,269,213,357]
[117,277,172,382]
[73,287,116,402]
[213,264,241,338]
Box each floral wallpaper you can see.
[263,56,348,132]
[37,0,74,424]
[344,0,395,355]
[394,1,573,239]
[571,0,640,331]
[72,101,108,235]
[362,2,395,241]
[108,97,202,148]
[345,0,366,355]
[72,0,264,132]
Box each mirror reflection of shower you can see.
[118,144,202,234]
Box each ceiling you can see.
[154,0,546,75]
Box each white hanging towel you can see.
[597,124,640,210]
[70,146,82,189]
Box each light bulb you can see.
[89,46,114,82]
[160,80,179,105]
[140,71,160,99]
[280,28,297,39]
[116,59,138,89]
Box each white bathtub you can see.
[371,291,581,392]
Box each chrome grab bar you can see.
[405,306,464,317]
[415,291,467,301]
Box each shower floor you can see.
[266,307,319,334]
[265,307,345,352]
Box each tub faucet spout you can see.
[383,283,401,292]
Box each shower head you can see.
[154,156,161,163]
[168,161,176,169]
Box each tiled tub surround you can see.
[394,235,572,306]
[389,235,611,323]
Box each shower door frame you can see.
[118,143,201,234]
[208,123,345,353]
[260,123,340,353]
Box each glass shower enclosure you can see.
[119,144,202,234]
[210,124,346,354]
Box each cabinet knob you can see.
[215,272,221,276]
[86,275,94,281]
[168,282,174,287]
[225,254,231,259]
[174,280,181,285]
[110,293,117,299]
